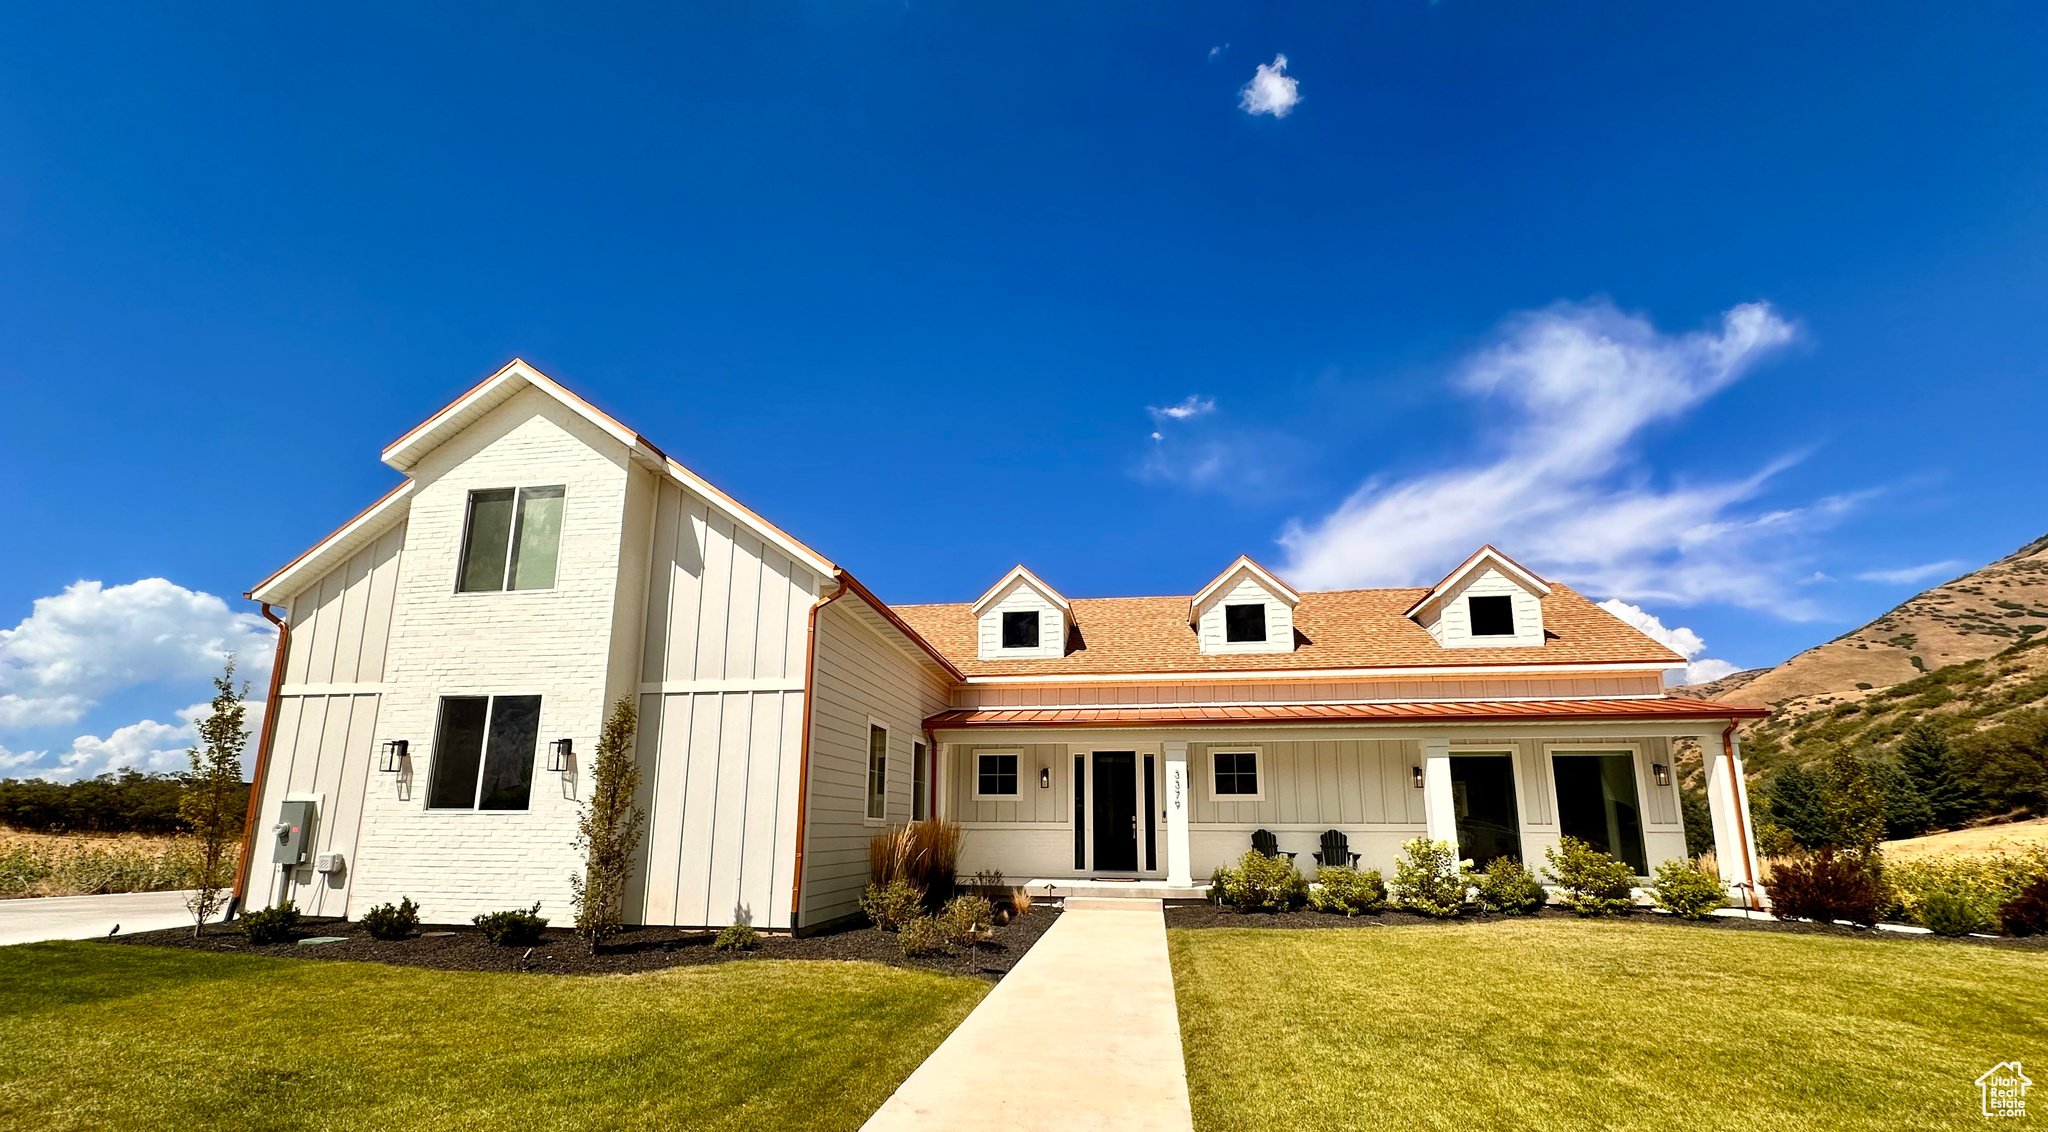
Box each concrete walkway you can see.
[861,898,1193,1132]
[0,890,199,947]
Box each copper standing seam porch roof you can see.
[926,695,1769,730]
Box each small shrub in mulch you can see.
[712,923,759,951]
[473,903,549,947]
[238,903,299,945]
[1650,860,1726,921]
[1545,838,1636,917]
[1307,866,1387,916]
[1473,857,1546,915]
[1767,851,1882,927]
[360,898,420,941]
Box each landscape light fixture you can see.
[547,739,573,773]
[378,739,408,773]
[1412,766,1425,789]
[1040,766,1051,789]
[1652,762,1670,787]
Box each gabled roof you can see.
[246,481,414,603]
[381,359,666,475]
[1188,556,1301,622]
[1403,545,1552,619]
[969,565,1071,616]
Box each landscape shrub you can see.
[1998,877,2048,936]
[1307,865,1387,916]
[473,903,549,946]
[1544,837,1637,917]
[1917,890,1991,937]
[1472,857,1546,915]
[1650,859,1726,920]
[897,915,951,958]
[1886,848,2048,932]
[1766,851,1881,926]
[1392,838,1467,918]
[1212,849,1307,912]
[239,902,300,945]
[938,894,995,948]
[713,922,760,951]
[859,879,926,931]
[360,897,420,941]
[868,820,962,908]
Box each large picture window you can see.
[458,486,565,592]
[1212,750,1261,799]
[975,751,1020,799]
[867,725,888,821]
[1551,750,1648,875]
[426,695,542,810]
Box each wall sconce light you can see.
[547,739,573,773]
[1412,766,1425,789]
[378,739,408,773]
[1039,766,1051,789]
[1652,762,1670,787]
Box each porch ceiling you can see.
[924,695,1768,730]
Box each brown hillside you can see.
[1701,533,2048,708]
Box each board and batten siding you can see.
[800,601,953,929]
[1191,739,1425,828]
[626,478,822,930]
[949,742,1069,824]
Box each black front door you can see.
[1092,752,1138,871]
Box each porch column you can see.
[1704,726,1765,909]
[1165,741,1192,888]
[1421,736,1457,854]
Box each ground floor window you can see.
[912,741,930,820]
[1449,753,1521,868]
[426,694,542,810]
[975,751,1019,799]
[1551,750,1648,875]
[867,725,888,820]
[1211,749,1260,799]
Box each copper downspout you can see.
[228,603,291,915]
[1721,722,1762,911]
[787,578,850,933]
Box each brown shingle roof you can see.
[927,695,1767,729]
[891,583,1685,677]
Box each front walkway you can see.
[860,897,1194,1132]
[0,890,199,946]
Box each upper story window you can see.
[1468,594,1516,636]
[427,694,542,811]
[458,486,565,593]
[1224,603,1267,643]
[1002,610,1041,649]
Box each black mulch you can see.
[1165,901,2048,949]
[106,905,1061,981]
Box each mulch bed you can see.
[106,905,1061,981]
[1165,901,2048,949]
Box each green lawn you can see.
[0,942,985,1132]
[1172,919,2048,1132]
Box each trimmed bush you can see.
[1544,837,1636,917]
[898,915,951,957]
[1307,865,1388,916]
[1473,857,1546,915]
[1918,890,1991,937]
[859,879,926,931]
[1392,838,1467,918]
[1767,851,1881,926]
[238,902,299,945]
[713,922,760,951]
[359,897,420,941]
[938,894,994,948]
[1212,849,1307,912]
[1999,877,2048,937]
[1650,859,1726,920]
[473,903,549,947]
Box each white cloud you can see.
[1598,600,1740,686]
[1278,299,1825,614]
[0,579,273,728]
[1855,560,1968,586]
[1239,54,1300,118]
[1148,395,1216,423]
[1209,44,1229,60]
[4,699,266,782]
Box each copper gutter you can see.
[228,603,291,915]
[1721,722,1762,911]
[788,578,851,932]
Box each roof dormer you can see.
[1190,556,1301,655]
[971,565,1070,660]
[1406,545,1550,649]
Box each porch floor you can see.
[1020,877,1212,901]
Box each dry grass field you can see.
[0,828,209,897]
[1883,816,2048,861]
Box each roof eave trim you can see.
[1403,545,1553,618]
[1187,555,1303,621]
[666,458,835,578]
[969,565,1072,617]
[246,481,415,604]
[837,570,965,682]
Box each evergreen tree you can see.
[1867,758,1933,841]
[1897,722,1978,828]
[179,657,249,936]
[571,698,644,954]
[1766,764,1830,848]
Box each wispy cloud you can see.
[1239,54,1300,118]
[1148,395,1215,425]
[1855,560,1969,586]
[1598,599,1741,686]
[1279,299,1832,615]
[1208,44,1229,60]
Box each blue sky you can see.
[2,2,2045,778]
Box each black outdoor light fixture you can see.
[547,739,573,773]
[1040,766,1051,788]
[1652,762,1670,787]
[1412,765,1425,789]
[378,739,408,773]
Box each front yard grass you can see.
[0,940,985,1132]
[1172,918,2048,1131]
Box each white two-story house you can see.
[234,360,1768,932]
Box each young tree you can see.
[1897,722,1979,828]
[180,657,249,936]
[571,697,644,953]
[1821,746,1886,856]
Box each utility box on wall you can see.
[273,800,316,866]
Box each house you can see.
[232,359,1770,932]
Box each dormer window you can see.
[1224,603,1267,643]
[1002,610,1041,650]
[1468,595,1515,637]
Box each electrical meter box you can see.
[273,800,316,866]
